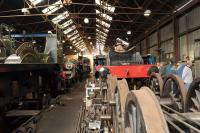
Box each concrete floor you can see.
[36,81,86,133]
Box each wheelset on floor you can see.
[149,72,164,96]
[161,74,187,112]
[185,78,200,112]
[124,87,169,133]
[110,77,169,133]
[113,79,129,133]
[149,73,188,112]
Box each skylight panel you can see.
[96,18,110,28]
[96,24,109,33]
[97,38,106,43]
[67,30,78,38]
[69,34,80,41]
[96,29,107,37]
[95,0,115,13]
[42,0,63,14]
[72,38,82,44]
[63,25,76,34]
[101,1,115,13]
[74,40,83,46]
[116,38,129,46]
[60,19,73,29]
[95,0,100,5]
[96,40,105,45]
[52,11,69,24]
[97,27,109,34]
[96,33,106,40]
[96,10,112,21]
[29,0,43,5]
[77,43,84,47]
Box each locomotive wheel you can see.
[162,74,187,112]
[107,75,118,102]
[124,87,169,133]
[26,123,36,133]
[100,78,108,101]
[149,72,163,96]
[15,127,26,133]
[113,79,129,133]
[185,78,200,112]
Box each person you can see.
[182,60,193,90]
[176,61,186,78]
[77,61,83,81]
[159,62,166,77]
[165,59,176,75]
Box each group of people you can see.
[158,57,193,90]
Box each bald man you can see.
[182,60,193,90]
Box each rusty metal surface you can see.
[112,78,129,133]
[125,87,169,133]
[116,79,129,113]
[107,74,118,102]
[149,72,164,96]
[162,74,187,112]
[185,78,200,112]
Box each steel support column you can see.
[173,15,179,62]
[157,26,161,62]
[145,32,149,54]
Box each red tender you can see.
[96,65,155,78]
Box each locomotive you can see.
[62,57,91,86]
[0,24,61,132]
[95,43,158,89]
[63,60,77,80]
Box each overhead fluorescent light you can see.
[21,8,30,14]
[63,25,76,34]
[96,9,112,21]
[60,19,73,29]
[48,30,52,34]
[84,18,89,24]
[127,30,131,35]
[144,10,151,17]
[42,0,63,14]
[52,11,69,24]
[29,0,43,5]
[96,18,110,28]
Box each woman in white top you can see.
[182,60,193,90]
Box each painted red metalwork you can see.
[96,65,155,78]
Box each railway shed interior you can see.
[0,0,200,133]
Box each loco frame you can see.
[95,48,158,89]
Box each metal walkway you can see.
[36,81,85,133]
